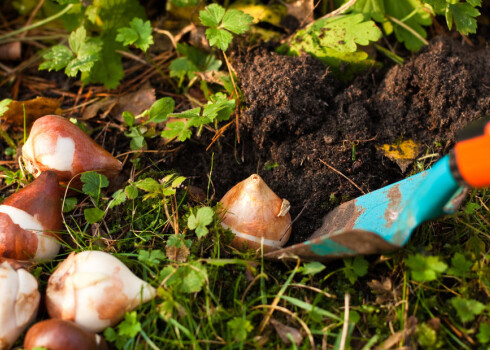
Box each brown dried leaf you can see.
[166,244,190,263]
[283,0,314,28]
[270,319,303,346]
[111,83,156,122]
[81,82,156,122]
[81,98,117,120]
[0,96,62,131]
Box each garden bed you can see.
[167,35,490,245]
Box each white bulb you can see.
[0,261,40,350]
[46,251,156,333]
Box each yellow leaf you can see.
[377,139,421,172]
[0,96,63,130]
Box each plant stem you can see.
[387,15,429,46]
[0,4,74,43]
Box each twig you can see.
[222,51,241,143]
[0,4,74,43]
[304,0,358,30]
[20,0,45,38]
[339,293,350,350]
[319,158,365,194]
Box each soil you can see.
[167,36,490,245]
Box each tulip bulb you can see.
[24,319,108,350]
[0,171,62,261]
[0,261,40,350]
[220,174,292,252]
[22,115,122,186]
[46,250,156,333]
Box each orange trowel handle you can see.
[453,122,490,188]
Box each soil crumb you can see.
[168,36,490,245]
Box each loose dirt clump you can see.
[168,36,490,245]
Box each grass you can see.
[8,157,486,349]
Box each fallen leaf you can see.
[376,139,421,172]
[111,82,156,122]
[0,96,62,131]
[270,319,303,346]
[81,82,156,122]
[166,244,190,263]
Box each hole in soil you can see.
[166,36,490,246]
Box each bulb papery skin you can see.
[220,174,292,252]
[46,250,156,333]
[22,115,122,187]
[0,171,62,261]
[0,261,40,350]
[24,319,108,350]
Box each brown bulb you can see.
[0,171,62,261]
[220,174,292,252]
[22,115,122,188]
[24,319,108,350]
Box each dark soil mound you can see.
[168,36,490,245]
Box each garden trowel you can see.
[266,117,490,261]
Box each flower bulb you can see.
[46,250,156,333]
[0,171,62,261]
[220,174,292,252]
[0,261,40,350]
[22,115,122,187]
[24,319,108,350]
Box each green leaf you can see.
[343,256,369,284]
[84,207,105,223]
[406,254,447,282]
[450,297,485,322]
[188,206,214,238]
[148,97,175,123]
[384,0,431,51]
[205,28,233,51]
[300,261,326,275]
[288,14,382,77]
[466,0,481,7]
[477,322,490,344]
[0,99,12,117]
[464,201,480,215]
[81,171,109,198]
[221,9,254,34]
[134,177,160,192]
[449,3,480,35]
[164,261,208,293]
[199,4,226,27]
[39,45,74,72]
[161,121,192,141]
[110,189,127,208]
[227,317,253,342]
[171,0,199,6]
[138,249,166,267]
[169,43,222,81]
[82,31,124,89]
[123,111,135,127]
[118,311,142,337]
[125,185,139,199]
[203,93,235,122]
[69,26,87,53]
[116,18,154,52]
[167,234,185,248]
[447,252,473,277]
[350,0,385,22]
[62,197,78,213]
[88,0,146,32]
